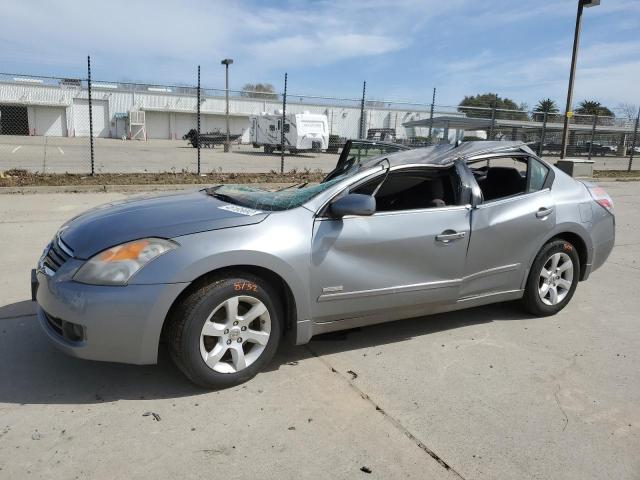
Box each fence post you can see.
[587,114,597,160]
[197,65,201,175]
[628,108,640,172]
[359,81,366,139]
[428,87,436,141]
[280,72,287,174]
[538,111,548,157]
[488,97,497,141]
[87,56,95,175]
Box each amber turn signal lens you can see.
[98,240,150,262]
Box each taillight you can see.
[587,185,614,213]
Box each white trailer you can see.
[250,112,328,153]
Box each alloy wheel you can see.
[199,295,271,373]
[538,252,574,306]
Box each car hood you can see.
[59,190,268,259]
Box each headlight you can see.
[74,238,177,285]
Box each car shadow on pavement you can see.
[0,300,202,404]
[0,299,531,404]
[273,301,533,367]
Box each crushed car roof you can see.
[367,141,536,168]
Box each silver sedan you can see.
[33,141,615,388]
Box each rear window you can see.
[528,158,549,192]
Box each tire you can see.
[522,240,580,316]
[166,273,282,389]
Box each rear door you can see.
[461,155,555,298]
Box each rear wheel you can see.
[522,240,580,316]
[167,273,282,388]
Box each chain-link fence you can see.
[1,63,639,176]
[0,73,92,174]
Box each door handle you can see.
[436,231,467,243]
[536,207,554,219]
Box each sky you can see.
[1,0,638,112]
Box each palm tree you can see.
[533,98,559,122]
[575,100,614,117]
[535,98,559,113]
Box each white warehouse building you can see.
[0,76,442,142]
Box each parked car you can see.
[32,141,615,388]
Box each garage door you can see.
[34,106,67,136]
[175,114,196,140]
[146,111,170,139]
[73,98,109,137]
[203,115,225,133]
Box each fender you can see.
[520,221,593,290]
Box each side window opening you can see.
[269,124,275,132]
[470,157,532,202]
[352,168,459,212]
[283,123,290,133]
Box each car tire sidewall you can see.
[180,276,282,388]
[524,240,581,316]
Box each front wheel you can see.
[522,240,580,316]
[167,274,282,388]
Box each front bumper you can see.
[35,270,188,365]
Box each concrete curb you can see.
[0,183,295,194]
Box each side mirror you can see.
[329,193,376,218]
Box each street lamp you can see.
[560,0,600,159]
[221,58,234,152]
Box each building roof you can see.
[403,115,636,135]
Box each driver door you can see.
[309,167,471,323]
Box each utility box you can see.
[556,158,594,178]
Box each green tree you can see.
[240,83,278,100]
[533,98,560,122]
[458,93,528,121]
[574,100,614,117]
[574,100,615,125]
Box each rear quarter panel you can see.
[520,167,598,287]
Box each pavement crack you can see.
[304,345,466,479]
[554,385,569,432]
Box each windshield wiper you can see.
[276,182,309,191]
[205,188,237,204]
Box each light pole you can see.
[560,0,600,159]
[221,58,233,152]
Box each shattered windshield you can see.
[205,170,357,211]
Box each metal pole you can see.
[197,65,201,175]
[628,108,640,172]
[359,81,366,139]
[588,113,597,160]
[561,1,584,159]
[280,72,287,174]
[224,63,230,152]
[538,111,548,157]
[87,56,94,175]
[428,87,436,140]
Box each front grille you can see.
[42,310,85,343]
[43,236,74,273]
